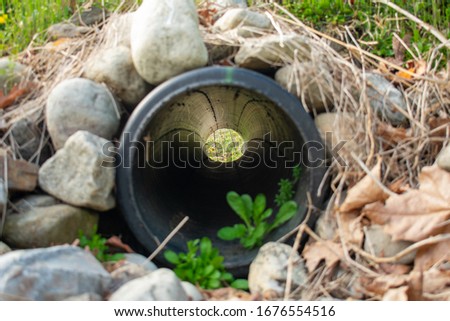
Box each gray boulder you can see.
[365,72,407,125]
[0,242,11,255]
[3,204,98,249]
[275,64,333,113]
[248,242,307,298]
[109,268,188,301]
[39,131,116,211]
[46,78,120,150]
[0,245,111,300]
[235,34,311,69]
[130,0,208,85]
[47,23,90,40]
[83,46,149,110]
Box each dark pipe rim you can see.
[116,66,327,272]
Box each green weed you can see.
[218,191,298,249]
[78,225,124,262]
[164,237,248,290]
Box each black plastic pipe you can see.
[116,67,327,275]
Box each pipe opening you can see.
[205,128,245,163]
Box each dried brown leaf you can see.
[340,159,388,212]
[106,236,135,254]
[302,240,344,273]
[360,268,450,300]
[393,33,411,63]
[379,263,412,275]
[428,116,450,138]
[407,269,450,300]
[382,286,409,301]
[359,274,409,297]
[388,178,409,194]
[420,269,450,298]
[376,122,411,144]
[338,211,364,247]
[363,165,450,242]
[414,226,450,271]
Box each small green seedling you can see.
[78,226,124,263]
[164,237,248,290]
[275,165,301,206]
[218,192,298,249]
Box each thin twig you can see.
[144,216,189,263]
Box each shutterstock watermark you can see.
[101,132,348,169]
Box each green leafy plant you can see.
[275,165,301,206]
[78,226,124,263]
[218,192,298,249]
[164,237,248,290]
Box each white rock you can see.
[3,204,98,248]
[123,253,158,272]
[275,64,333,113]
[214,8,271,37]
[46,78,120,150]
[365,73,407,125]
[364,225,415,265]
[437,145,450,172]
[210,0,247,9]
[0,245,111,300]
[248,242,307,297]
[109,268,188,301]
[181,281,204,301]
[0,242,11,255]
[39,131,116,211]
[130,0,208,85]
[235,34,311,69]
[84,46,150,110]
